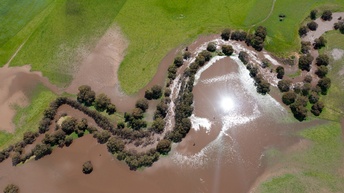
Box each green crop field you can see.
[260,122,344,192]
[2,0,344,92]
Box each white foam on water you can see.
[194,56,226,85]
[190,114,212,133]
[201,73,238,84]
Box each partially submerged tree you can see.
[221,28,231,41]
[222,45,234,56]
[321,10,332,21]
[307,21,318,31]
[3,184,19,193]
[82,161,93,174]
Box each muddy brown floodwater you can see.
[0,54,321,193]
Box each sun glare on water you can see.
[220,96,235,113]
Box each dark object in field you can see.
[3,184,19,193]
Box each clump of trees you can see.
[145,85,162,100]
[3,184,19,193]
[32,143,52,160]
[230,30,247,41]
[82,161,93,174]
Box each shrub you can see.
[195,55,205,66]
[3,184,19,193]
[222,45,234,56]
[151,85,162,99]
[301,41,311,54]
[65,136,73,147]
[183,51,191,59]
[290,103,308,121]
[303,75,313,83]
[199,50,212,61]
[307,21,318,31]
[317,77,331,95]
[23,131,37,145]
[301,83,311,96]
[82,161,93,174]
[106,103,116,115]
[311,101,324,116]
[221,28,231,40]
[164,88,171,97]
[150,118,165,134]
[95,130,111,144]
[321,10,332,21]
[206,42,216,52]
[309,92,319,104]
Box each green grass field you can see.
[260,122,344,192]
[3,0,344,92]
[318,31,344,121]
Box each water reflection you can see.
[220,96,235,113]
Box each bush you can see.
[106,103,116,115]
[95,130,111,144]
[231,30,247,41]
[303,75,313,83]
[174,56,184,67]
[206,42,216,52]
[321,10,332,21]
[164,88,171,97]
[23,131,37,145]
[222,45,234,56]
[156,139,172,155]
[276,66,284,79]
[65,136,73,147]
[183,51,191,59]
[309,92,319,104]
[301,83,311,96]
[151,85,162,99]
[298,54,313,71]
[135,98,149,112]
[199,50,212,61]
[316,54,329,66]
[3,184,19,193]
[307,21,318,31]
[195,55,205,66]
[290,103,308,121]
[82,161,93,174]
[278,80,292,92]
[151,118,165,134]
[221,28,231,40]
[282,91,297,105]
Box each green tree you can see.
[310,10,317,20]
[239,51,249,64]
[61,117,77,135]
[298,26,309,37]
[311,101,324,116]
[156,139,172,155]
[282,91,297,105]
[107,137,125,154]
[313,36,327,49]
[276,66,285,79]
[95,93,111,112]
[316,54,329,66]
[221,28,231,40]
[298,54,313,71]
[315,65,328,78]
[222,45,234,56]
[321,10,332,21]
[135,98,149,112]
[82,161,93,174]
[207,42,216,52]
[307,21,318,31]
[32,144,52,160]
[278,80,292,92]
[77,85,95,106]
[106,103,116,115]
[174,56,184,67]
[317,77,331,94]
[151,118,165,133]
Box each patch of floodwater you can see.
[173,54,287,168]
[332,48,344,61]
[194,56,226,85]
